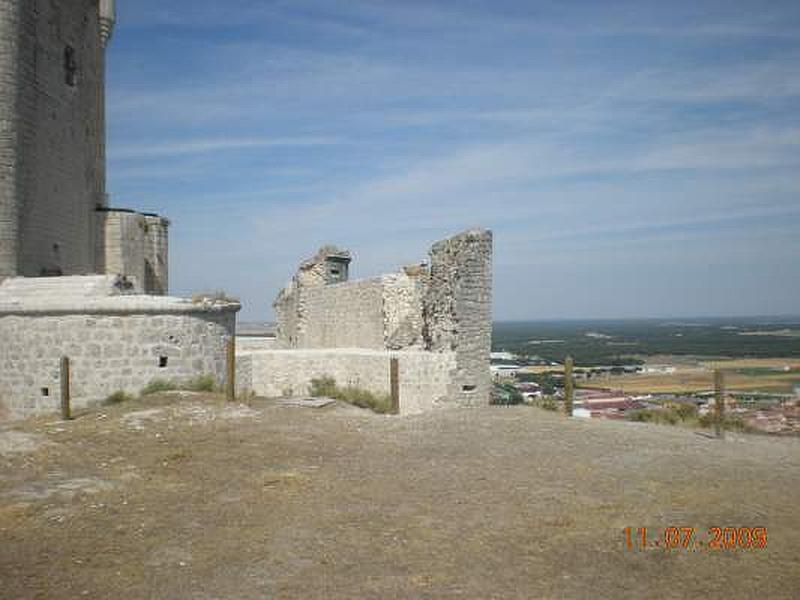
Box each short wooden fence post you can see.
[226,338,236,402]
[60,356,71,420]
[714,369,725,439]
[390,357,400,415]
[564,356,574,417]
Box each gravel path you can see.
[1,394,798,599]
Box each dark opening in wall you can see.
[462,385,477,392]
[41,387,50,397]
[64,45,77,86]
[159,356,168,368]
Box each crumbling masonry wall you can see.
[425,230,493,405]
[272,229,492,406]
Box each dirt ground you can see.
[1,393,798,599]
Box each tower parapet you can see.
[99,0,116,47]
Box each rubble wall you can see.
[425,229,493,405]
[382,272,426,350]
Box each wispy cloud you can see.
[111,136,343,159]
[107,0,800,319]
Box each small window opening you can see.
[41,387,50,397]
[330,269,340,276]
[462,385,477,392]
[64,45,77,86]
[159,356,168,368]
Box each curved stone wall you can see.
[0,306,237,420]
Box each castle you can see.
[270,230,494,406]
[0,1,492,420]
[0,0,167,293]
[0,1,239,420]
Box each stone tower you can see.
[0,0,168,293]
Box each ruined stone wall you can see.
[276,273,427,351]
[272,229,493,407]
[382,271,426,350]
[425,229,493,405]
[0,309,236,420]
[1,0,108,278]
[273,281,301,347]
[236,349,456,415]
[143,215,168,295]
[300,278,386,349]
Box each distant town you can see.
[490,349,799,436]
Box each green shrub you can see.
[104,390,135,405]
[310,376,338,398]
[672,403,698,420]
[629,409,679,426]
[697,412,755,433]
[140,379,177,395]
[338,385,393,414]
[536,396,559,411]
[309,375,392,414]
[491,382,525,405]
[722,415,754,433]
[140,375,217,396]
[698,413,714,428]
[184,374,216,392]
[697,412,756,433]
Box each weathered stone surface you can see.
[0,276,240,420]
[271,229,493,407]
[236,349,456,415]
[0,1,168,293]
[425,229,493,405]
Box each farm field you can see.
[583,358,800,395]
[580,367,799,394]
[519,358,800,395]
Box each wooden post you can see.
[226,337,236,403]
[60,356,71,420]
[714,369,725,439]
[564,356,574,417]
[390,357,400,415]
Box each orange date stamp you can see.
[624,527,767,551]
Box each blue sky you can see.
[106,0,800,321]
